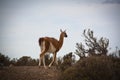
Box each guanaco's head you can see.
[60,29,68,38]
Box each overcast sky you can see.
[0,0,120,59]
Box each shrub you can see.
[0,53,10,66]
[59,56,120,80]
[58,52,75,71]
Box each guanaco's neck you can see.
[58,33,64,49]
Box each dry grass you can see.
[0,66,59,80]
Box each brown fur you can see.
[38,30,67,68]
[39,37,59,52]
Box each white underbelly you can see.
[48,42,56,53]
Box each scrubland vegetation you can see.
[0,29,120,80]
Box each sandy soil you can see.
[0,66,60,80]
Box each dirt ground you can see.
[0,66,60,80]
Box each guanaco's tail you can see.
[38,38,44,46]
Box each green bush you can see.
[58,52,75,71]
[59,56,120,80]
[0,53,10,66]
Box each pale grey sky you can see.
[0,0,120,59]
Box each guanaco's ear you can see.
[60,29,62,32]
[64,29,66,32]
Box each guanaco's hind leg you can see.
[49,52,57,67]
[38,39,50,69]
[39,52,42,68]
[39,51,47,68]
